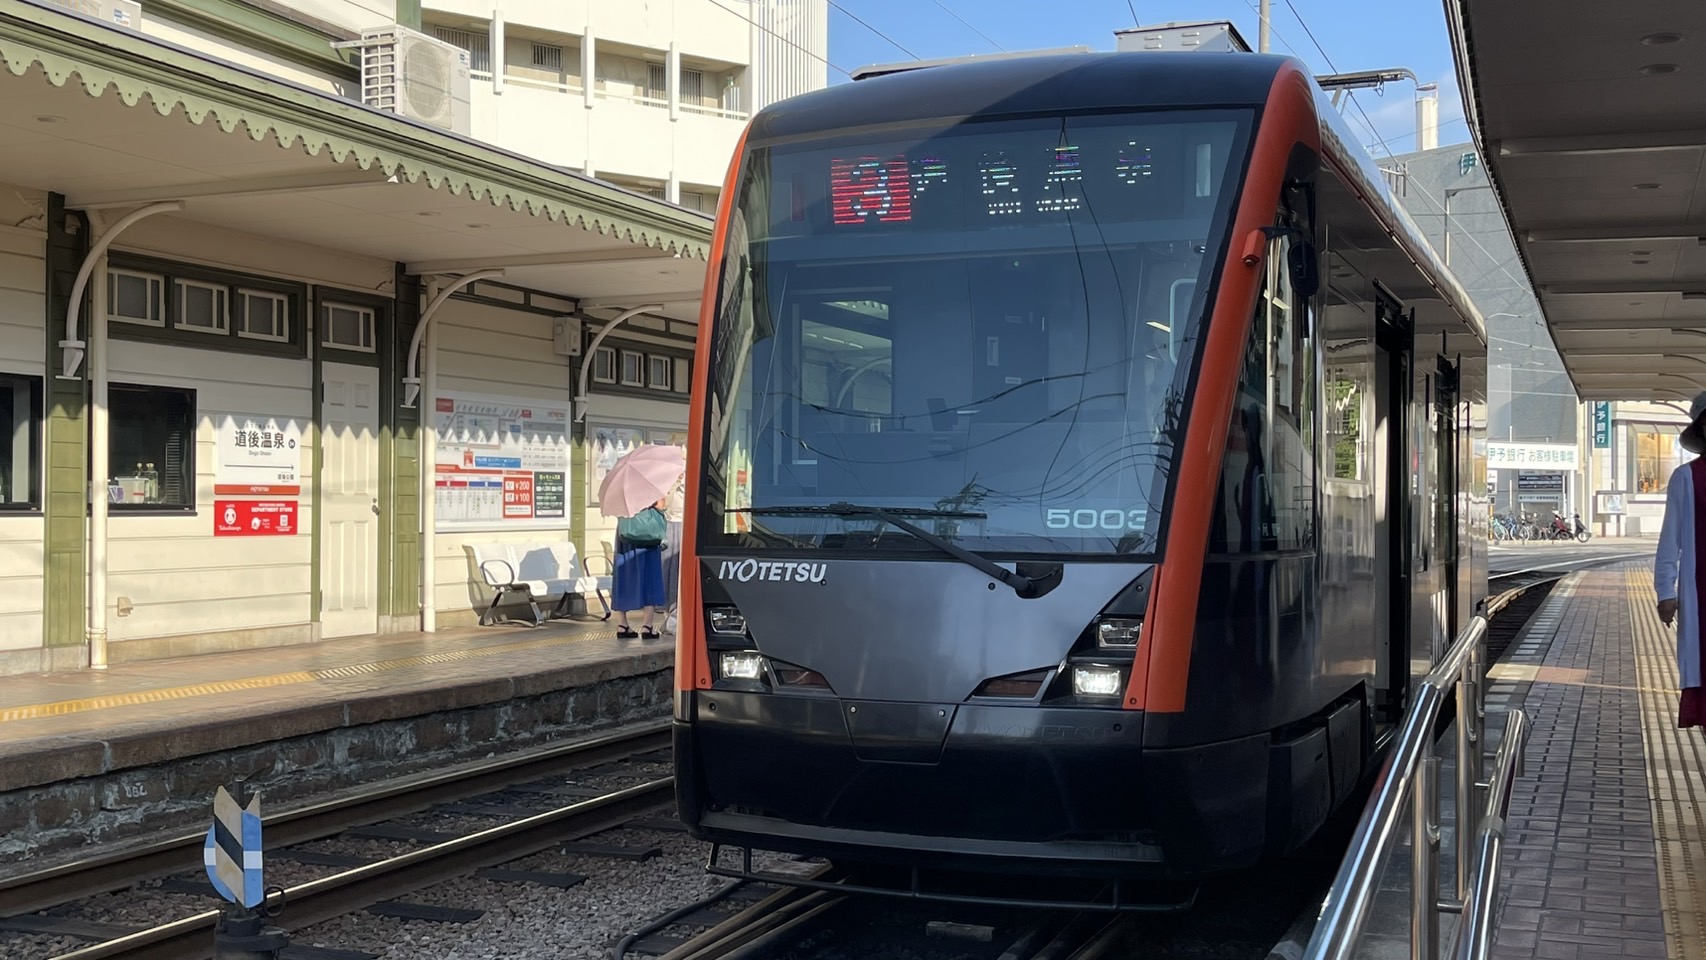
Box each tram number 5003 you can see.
[1046,509,1144,531]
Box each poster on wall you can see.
[215,414,303,496]
[214,499,298,536]
[435,393,572,528]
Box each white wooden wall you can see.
[0,228,44,652]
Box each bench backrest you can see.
[466,541,584,586]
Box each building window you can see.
[429,25,490,74]
[108,269,164,326]
[648,355,672,390]
[174,279,229,334]
[0,374,41,510]
[592,346,617,384]
[109,384,195,510]
[532,43,563,70]
[1632,424,1678,493]
[646,62,666,101]
[673,357,691,394]
[238,289,289,342]
[322,302,376,353]
[620,350,644,386]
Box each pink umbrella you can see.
[597,444,686,518]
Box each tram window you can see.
[1211,229,1316,552]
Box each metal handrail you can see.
[1301,612,1531,960]
[1455,708,1528,960]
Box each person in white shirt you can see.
[1655,390,1706,727]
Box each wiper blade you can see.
[731,502,1037,598]
[737,504,986,519]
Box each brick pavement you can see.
[1483,565,1674,960]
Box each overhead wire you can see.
[827,1,921,60]
[1268,0,1544,312]
[1125,0,1140,25]
[931,0,1005,52]
[702,0,853,78]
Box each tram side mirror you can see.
[1288,240,1320,301]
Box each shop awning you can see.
[0,0,711,323]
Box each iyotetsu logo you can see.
[718,559,827,584]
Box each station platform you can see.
[0,616,673,869]
[1355,557,1703,959]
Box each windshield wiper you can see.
[732,502,1038,598]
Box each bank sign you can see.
[1592,402,1611,449]
[1487,442,1578,468]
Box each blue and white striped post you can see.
[204,785,286,959]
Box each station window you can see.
[174,279,229,334]
[322,302,376,353]
[592,346,617,384]
[108,384,195,510]
[108,269,164,327]
[238,289,289,341]
[648,355,672,390]
[620,350,644,386]
[0,374,41,511]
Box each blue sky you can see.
[822,0,1471,158]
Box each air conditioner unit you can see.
[358,25,471,135]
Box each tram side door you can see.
[1372,289,1412,722]
[1433,353,1461,648]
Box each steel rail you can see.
[0,720,669,917]
[53,778,675,960]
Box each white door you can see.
[320,363,380,638]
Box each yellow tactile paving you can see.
[1625,564,1706,960]
[0,626,618,724]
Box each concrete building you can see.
[1386,137,1584,520]
[418,0,826,209]
[0,0,831,674]
[1583,400,1693,536]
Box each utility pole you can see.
[1259,0,1270,52]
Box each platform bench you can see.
[466,541,611,627]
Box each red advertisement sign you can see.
[502,474,534,519]
[215,500,299,537]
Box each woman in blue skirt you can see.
[613,497,668,639]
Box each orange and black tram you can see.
[671,50,1486,903]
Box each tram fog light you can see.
[1072,665,1124,698]
[1095,618,1143,647]
[719,652,765,681]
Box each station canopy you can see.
[1447,0,1706,402]
[0,2,709,326]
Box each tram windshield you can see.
[698,110,1252,556]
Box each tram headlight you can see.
[1095,617,1143,648]
[1071,664,1124,698]
[707,606,748,636]
[719,651,765,681]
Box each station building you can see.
[0,0,825,675]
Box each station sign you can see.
[216,414,302,496]
[1487,441,1578,468]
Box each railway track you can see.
[614,560,1633,960]
[0,721,675,960]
